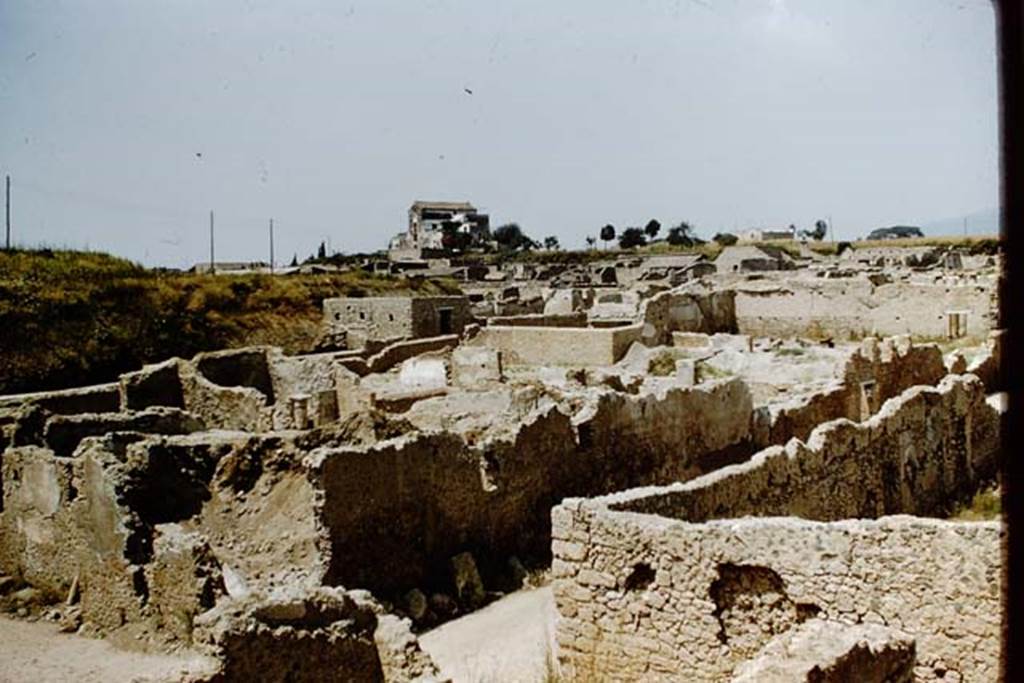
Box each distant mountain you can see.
[920,207,999,237]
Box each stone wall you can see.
[323,296,471,349]
[309,378,752,596]
[0,430,331,637]
[754,336,947,448]
[551,374,1002,681]
[0,382,121,415]
[467,324,644,366]
[486,312,589,327]
[552,510,1000,681]
[732,279,997,341]
[611,374,999,522]
[639,288,737,346]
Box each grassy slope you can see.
[0,249,459,395]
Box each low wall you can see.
[733,279,996,341]
[0,382,121,414]
[552,374,1002,681]
[366,334,460,374]
[486,313,588,327]
[468,324,644,366]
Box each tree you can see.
[667,221,695,247]
[618,227,647,249]
[543,236,560,251]
[441,220,471,252]
[317,241,327,260]
[599,224,616,249]
[289,254,298,267]
[713,232,738,246]
[644,219,661,240]
[493,223,537,251]
[585,236,597,250]
[812,219,828,240]
[798,220,827,241]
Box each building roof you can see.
[410,200,476,213]
[643,254,708,269]
[716,245,793,262]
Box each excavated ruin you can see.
[0,257,1005,681]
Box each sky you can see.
[0,0,1000,268]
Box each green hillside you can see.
[0,249,459,395]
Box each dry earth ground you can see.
[419,586,555,683]
[0,616,217,683]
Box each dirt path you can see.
[419,585,555,683]
[0,617,217,683]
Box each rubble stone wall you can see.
[733,280,996,341]
[552,374,1002,681]
[756,338,948,448]
[311,379,752,596]
[611,374,999,522]
[552,509,1000,681]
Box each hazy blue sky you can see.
[0,0,998,267]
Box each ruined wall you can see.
[755,337,947,448]
[966,329,1003,392]
[486,312,588,327]
[194,348,276,402]
[0,431,329,640]
[310,378,752,598]
[614,374,999,522]
[410,297,472,337]
[552,509,1000,681]
[468,324,644,367]
[266,350,339,429]
[733,279,997,341]
[119,358,185,410]
[0,383,121,417]
[180,367,270,432]
[366,334,460,374]
[312,407,578,593]
[551,374,1002,681]
[323,296,471,349]
[574,378,753,490]
[639,289,737,345]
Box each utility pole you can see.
[963,216,968,238]
[209,210,215,274]
[5,174,10,250]
[828,214,834,246]
[269,218,275,273]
